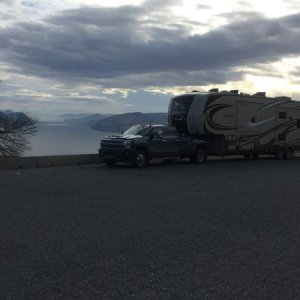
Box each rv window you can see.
[171,96,194,113]
[278,112,287,119]
[297,120,300,129]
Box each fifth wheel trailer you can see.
[168,89,300,159]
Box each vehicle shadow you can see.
[97,155,299,170]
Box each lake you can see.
[24,124,113,156]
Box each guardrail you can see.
[1,153,299,171]
[0,154,102,171]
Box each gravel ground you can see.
[0,157,299,299]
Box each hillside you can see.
[0,110,32,123]
[91,112,168,132]
[63,113,113,126]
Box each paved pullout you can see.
[0,158,299,299]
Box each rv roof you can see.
[180,91,294,101]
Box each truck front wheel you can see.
[133,150,148,168]
[191,147,206,164]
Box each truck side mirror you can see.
[149,130,164,139]
[156,130,164,138]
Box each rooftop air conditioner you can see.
[253,92,266,97]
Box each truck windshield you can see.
[122,125,151,136]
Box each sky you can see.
[0,0,300,120]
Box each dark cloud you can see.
[0,0,19,6]
[1,3,300,88]
[142,0,182,10]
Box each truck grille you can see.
[101,140,125,149]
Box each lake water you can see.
[24,124,113,156]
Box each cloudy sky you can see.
[0,0,300,120]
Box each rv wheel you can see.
[191,147,206,164]
[275,148,285,160]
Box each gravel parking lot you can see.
[0,157,299,299]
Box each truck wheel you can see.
[191,147,206,164]
[275,148,285,160]
[133,150,148,168]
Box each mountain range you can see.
[2,110,168,133]
[0,110,34,130]
[62,112,168,132]
[91,112,168,132]
[63,113,113,126]
[0,110,31,121]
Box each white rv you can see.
[168,89,300,159]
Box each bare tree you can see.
[0,111,38,157]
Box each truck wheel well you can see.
[135,146,148,156]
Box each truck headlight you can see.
[123,140,132,148]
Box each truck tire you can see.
[191,147,206,164]
[275,147,285,160]
[133,150,148,168]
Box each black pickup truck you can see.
[99,124,207,167]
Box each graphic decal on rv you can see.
[237,119,297,147]
[205,97,297,135]
[248,116,275,128]
[257,99,287,111]
[205,103,239,131]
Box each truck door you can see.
[149,127,168,158]
[162,127,181,156]
[149,127,180,157]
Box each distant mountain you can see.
[91,112,168,132]
[2,109,14,115]
[0,110,33,127]
[63,113,113,126]
[0,110,29,119]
